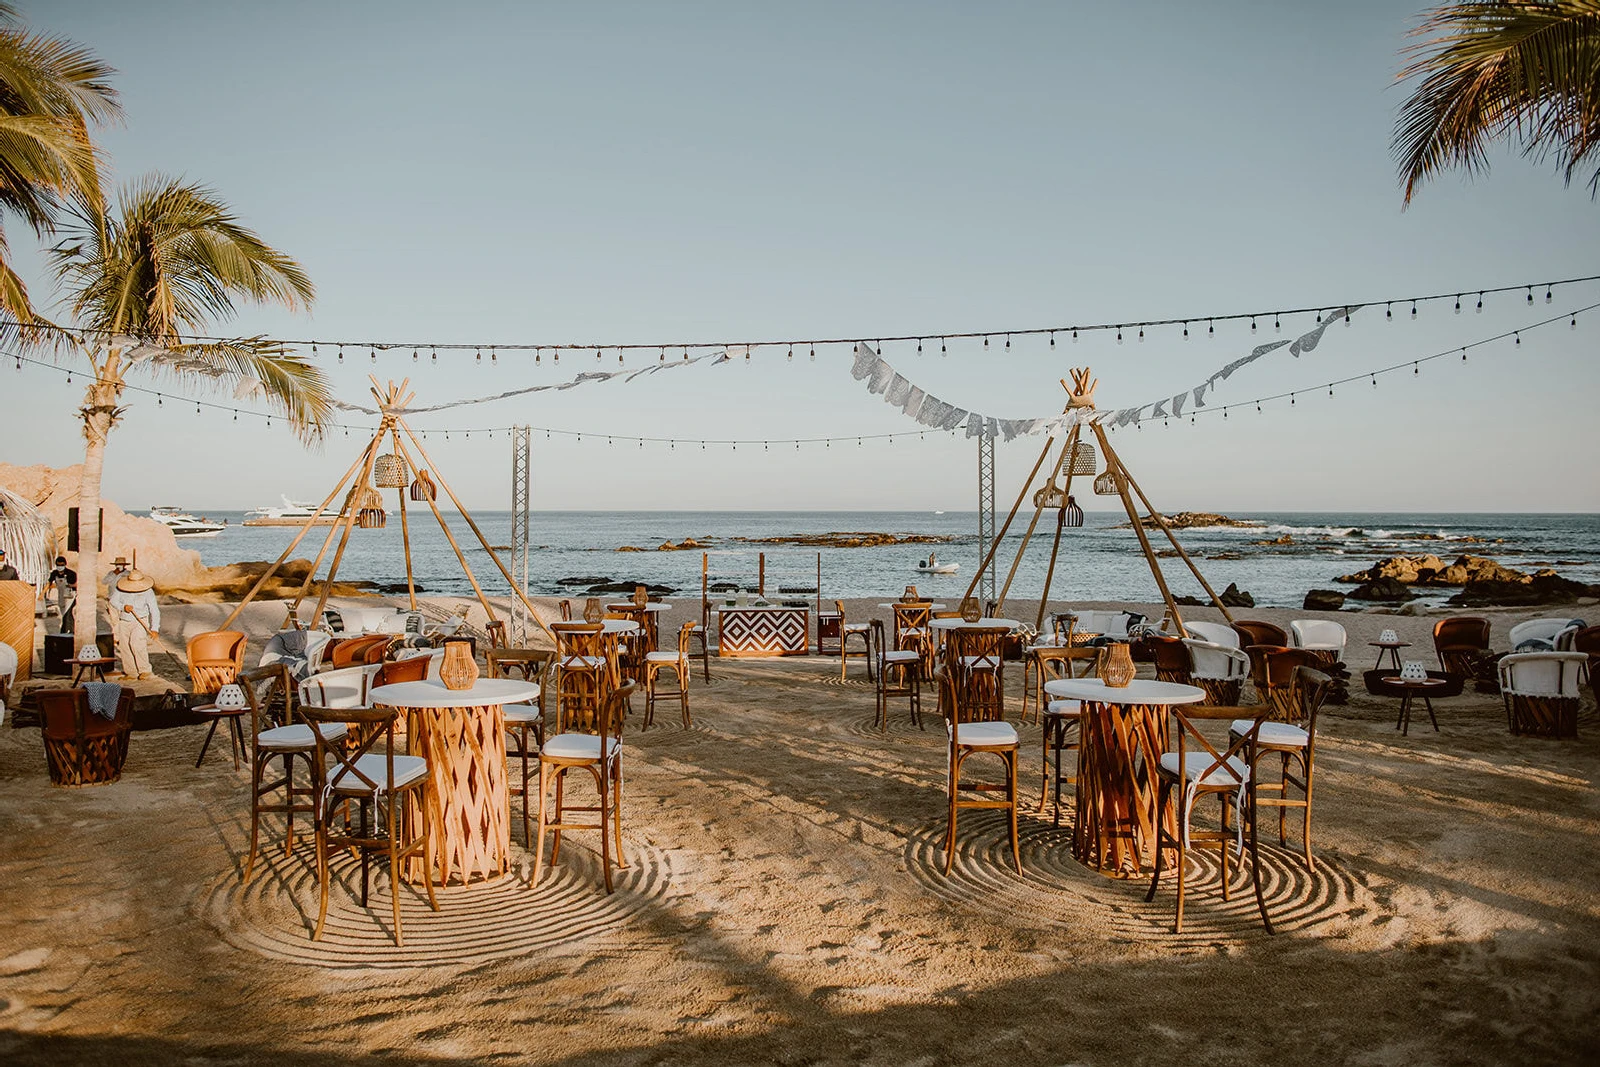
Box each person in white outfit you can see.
[109,569,160,680]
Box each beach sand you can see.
[2,596,1598,1064]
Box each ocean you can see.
[171,510,1600,610]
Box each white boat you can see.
[244,495,338,526]
[915,552,959,574]
[149,506,227,537]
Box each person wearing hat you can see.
[0,548,17,582]
[104,555,130,592]
[47,555,77,633]
[109,569,159,680]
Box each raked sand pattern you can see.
[2,599,1598,1064]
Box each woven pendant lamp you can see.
[373,453,408,488]
[409,469,437,501]
[1064,442,1097,476]
[1063,495,1085,528]
[1093,469,1120,496]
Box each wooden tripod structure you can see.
[219,378,557,645]
[958,367,1235,637]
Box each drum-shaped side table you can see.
[370,677,540,886]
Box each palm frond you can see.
[143,339,333,446]
[1394,1,1600,202]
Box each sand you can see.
[2,596,1598,1065]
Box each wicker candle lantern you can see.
[356,507,387,529]
[633,585,648,608]
[959,598,982,624]
[409,469,437,501]
[583,598,604,624]
[903,585,918,602]
[1093,469,1120,496]
[1063,495,1085,528]
[373,453,408,488]
[439,637,479,691]
[1064,442,1097,476]
[1097,642,1136,687]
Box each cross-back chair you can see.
[870,618,922,731]
[532,683,637,893]
[552,622,609,730]
[299,704,437,945]
[836,600,873,681]
[643,621,696,729]
[1230,666,1330,875]
[938,625,1019,874]
[488,647,554,847]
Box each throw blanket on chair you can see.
[83,681,123,720]
[260,629,332,682]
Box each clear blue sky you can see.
[4,0,1597,513]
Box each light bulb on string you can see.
[596,348,602,362]
[1182,321,1189,338]
[617,350,623,364]
[1571,313,1578,329]
[1315,310,1322,324]
[1049,331,1055,348]
[312,344,318,356]
[983,336,989,348]
[157,394,162,407]
[1476,292,1483,312]
[659,347,666,363]
[1116,327,1122,344]
[536,349,541,364]
[431,348,437,362]
[337,345,344,362]
[1411,300,1417,318]
[940,338,946,355]
[1251,316,1257,332]
[787,344,794,362]
[1413,362,1419,374]
[1514,331,1521,346]
[491,347,497,363]
[1527,287,1534,305]
[1004,334,1011,350]
[1071,328,1078,343]
[1275,314,1281,330]
[1138,326,1144,342]
[1208,318,1214,337]
[412,348,418,362]
[1386,303,1392,320]
[1545,285,1553,303]
[809,345,815,362]
[1454,295,1461,313]
[1462,348,1467,361]
[370,347,376,363]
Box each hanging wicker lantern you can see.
[1062,442,1097,476]
[356,507,387,529]
[1094,469,1120,496]
[373,453,408,488]
[1063,495,1085,527]
[409,469,437,501]
[1033,485,1067,509]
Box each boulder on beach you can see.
[1449,570,1598,607]
[1303,589,1346,611]
[1219,582,1254,608]
[1350,577,1417,601]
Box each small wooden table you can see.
[67,656,116,685]
[1045,677,1204,876]
[370,677,540,887]
[1369,640,1411,671]
[1383,675,1448,736]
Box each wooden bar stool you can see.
[836,600,873,681]
[643,622,695,728]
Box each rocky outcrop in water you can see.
[1335,552,1599,606]
[1129,512,1259,530]
[734,532,950,548]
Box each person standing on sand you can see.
[48,555,77,632]
[103,555,130,591]
[109,569,159,680]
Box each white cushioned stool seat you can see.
[1159,750,1248,787]
[643,650,680,664]
[502,702,542,724]
[560,655,606,670]
[1045,699,1082,718]
[953,721,1019,746]
[882,649,920,664]
[330,754,428,793]
[1230,719,1308,747]
[257,721,348,750]
[541,732,620,760]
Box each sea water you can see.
[174,511,1600,610]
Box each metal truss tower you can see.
[977,431,997,604]
[509,426,532,645]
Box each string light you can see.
[1138,327,1144,342]
[370,346,376,363]
[337,345,344,362]
[1476,292,1483,312]
[1411,300,1418,318]
[1454,295,1461,313]
[1208,318,1214,336]
[1386,303,1392,320]
[1116,327,1123,344]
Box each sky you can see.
[2,0,1597,514]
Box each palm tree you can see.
[47,176,330,640]
[0,1,118,320]
[1394,1,1600,204]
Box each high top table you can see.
[369,677,540,887]
[1044,677,1204,876]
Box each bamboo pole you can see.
[1035,506,1068,634]
[759,552,765,599]
[960,432,1059,606]
[388,430,499,625]
[309,431,383,628]
[1090,422,1186,633]
[997,423,1079,613]
[1098,432,1233,626]
[393,426,418,611]
[395,420,557,645]
[286,490,357,613]
[217,436,377,631]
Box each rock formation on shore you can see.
[1334,552,1599,606]
[1131,512,1260,530]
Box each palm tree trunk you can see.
[73,371,120,643]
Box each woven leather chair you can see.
[188,630,247,695]
[1433,616,1494,687]
[1252,646,1323,721]
[328,633,391,669]
[1185,620,1240,648]
[1233,619,1289,649]
[1149,635,1192,684]
[532,684,636,893]
[1231,667,1331,873]
[1499,652,1588,738]
[300,704,437,945]
[1182,638,1250,706]
[1572,626,1600,707]
[39,686,135,786]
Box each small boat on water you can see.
[149,506,227,537]
[244,495,339,526]
[915,552,959,574]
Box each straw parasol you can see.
[0,485,52,591]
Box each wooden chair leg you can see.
[531,762,551,886]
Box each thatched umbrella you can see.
[0,486,51,591]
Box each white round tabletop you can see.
[607,602,672,612]
[601,619,640,633]
[370,678,541,709]
[928,617,1021,631]
[1044,678,1206,705]
[878,602,948,610]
